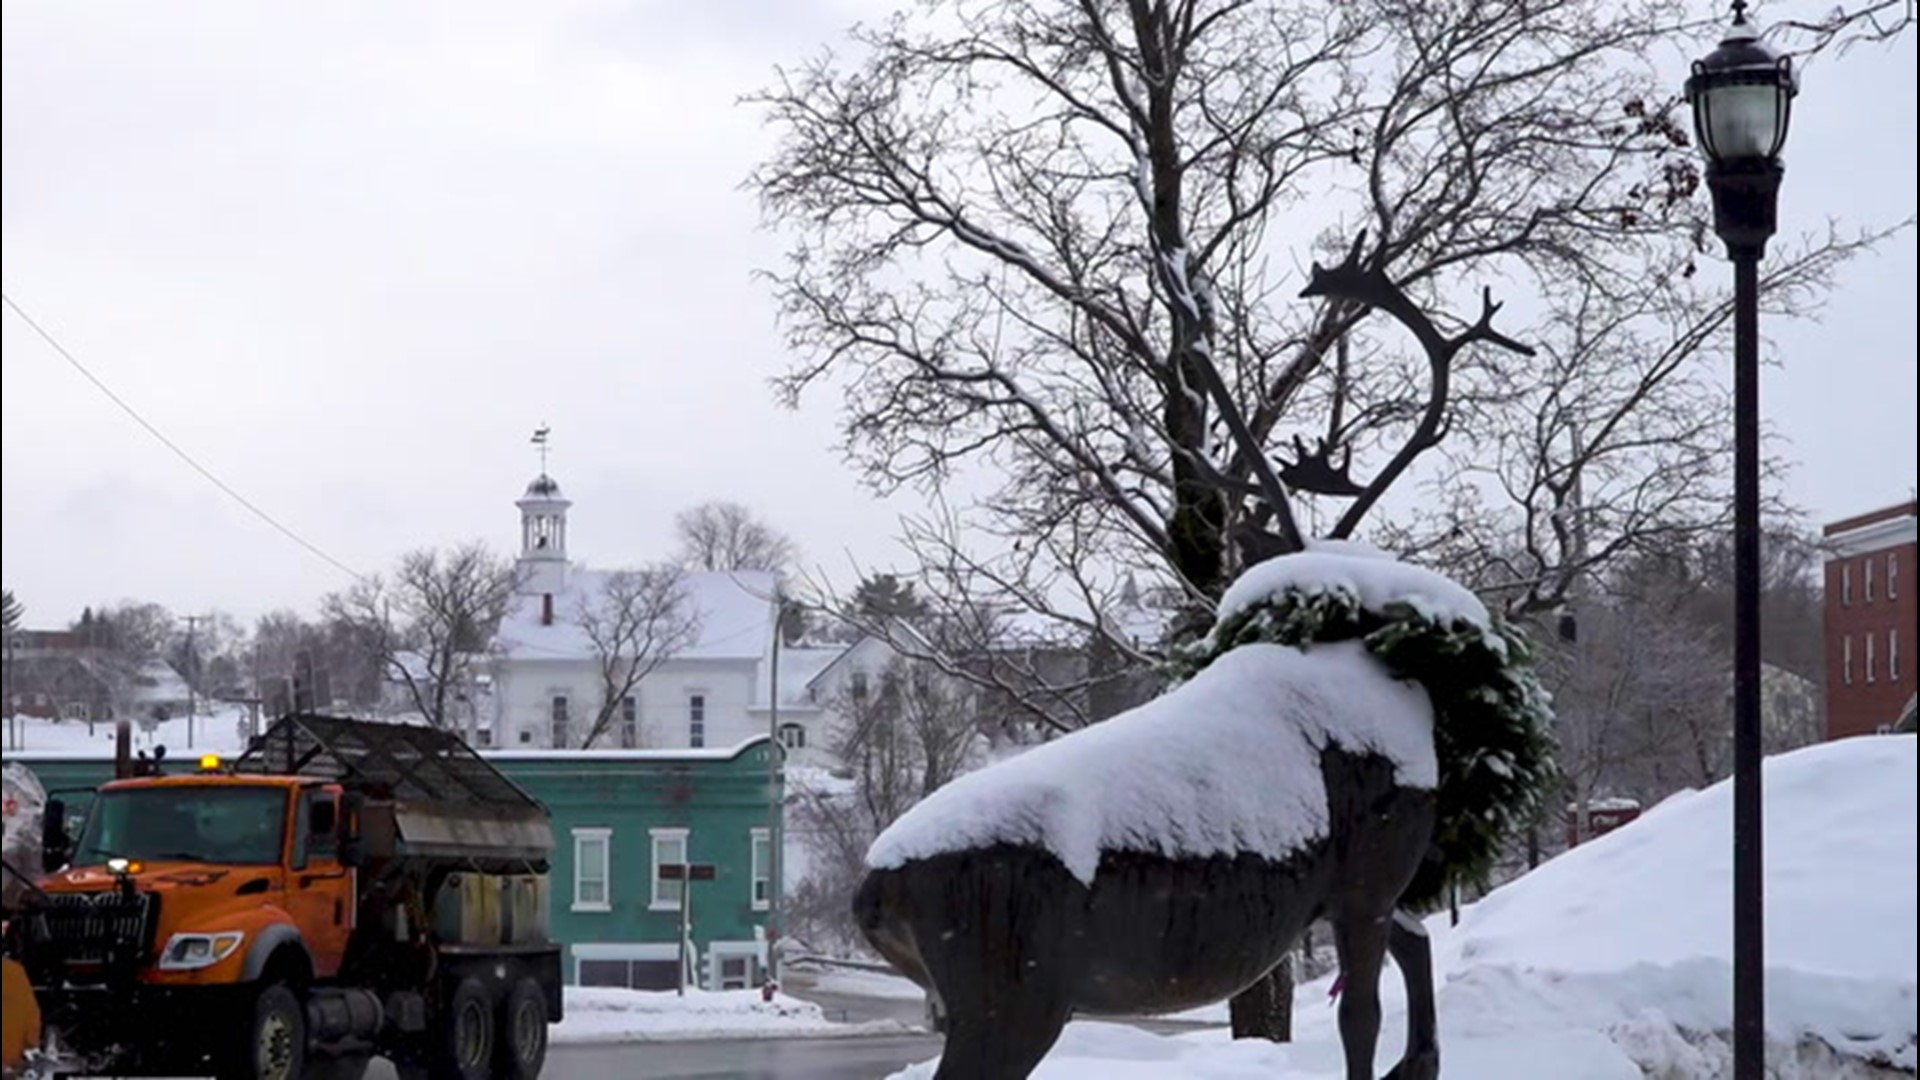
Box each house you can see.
[486,473,833,757]
[499,738,782,989]
[5,649,190,726]
[122,659,193,721]
[6,654,115,722]
[1823,501,1918,739]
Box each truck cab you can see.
[43,772,353,985]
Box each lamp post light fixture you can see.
[1684,4,1796,1078]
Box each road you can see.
[361,1020,1217,1079]
[362,1034,949,1080]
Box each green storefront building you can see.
[8,735,784,992]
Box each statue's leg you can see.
[1382,910,1439,1080]
[1331,910,1390,1080]
[910,850,1080,1080]
[931,978,1073,1080]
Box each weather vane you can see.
[530,423,552,474]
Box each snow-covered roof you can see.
[483,733,772,763]
[123,659,192,705]
[866,640,1435,883]
[755,645,844,710]
[495,569,781,663]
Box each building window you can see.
[620,696,639,749]
[777,722,807,750]
[750,828,772,911]
[551,695,571,748]
[573,828,611,912]
[719,955,752,991]
[688,694,706,748]
[1891,553,1901,601]
[1844,636,1854,685]
[575,944,682,991]
[1842,563,1853,606]
[1866,557,1877,603]
[850,671,869,700]
[1892,629,1902,683]
[651,828,690,911]
[475,729,493,748]
[519,730,533,744]
[1866,632,1877,683]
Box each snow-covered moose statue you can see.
[853,546,1555,1079]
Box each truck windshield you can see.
[73,785,289,867]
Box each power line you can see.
[2,290,364,581]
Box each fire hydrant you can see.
[761,980,778,1003]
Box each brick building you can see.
[1823,501,1918,739]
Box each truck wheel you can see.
[493,977,549,1080]
[226,982,308,1080]
[431,977,494,1080]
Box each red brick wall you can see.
[1824,539,1919,739]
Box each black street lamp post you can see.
[1684,4,1797,1078]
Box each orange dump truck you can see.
[7,714,561,1080]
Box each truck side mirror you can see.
[310,799,337,837]
[337,792,365,868]
[42,798,72,870]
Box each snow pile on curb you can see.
[891,737,1918,1078]
[554,986,912,1044]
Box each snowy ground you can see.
[786,963,933,1002]
[553,986,911,1044]
[4,705,256,758]
[889,737,1918,1079]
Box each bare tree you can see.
[85,601,176,660]
[673,501,799,574]
[323,543,521,731]
[1776,0,1914,53]
[751,0,1892,1039]
[787,652,987,953]
[574,567,700,749]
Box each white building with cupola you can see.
[484,471,842,760]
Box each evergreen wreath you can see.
[1166,581,1558,908]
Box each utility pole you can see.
[765,598,784,990]
[183,614,207,749]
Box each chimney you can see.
[541,593,554,626]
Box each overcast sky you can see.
[3,1,1914,627]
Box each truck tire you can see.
[493,977,549,1080]
[429,977,493,1080]
[224,982,307,1080]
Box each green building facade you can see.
[9,735,784,992]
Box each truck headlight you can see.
[157,931,245,970]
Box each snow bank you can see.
[867,642,1434,883]
[553,986,910,1044]
[890,737,1918,1078]
[796,965,930,1002]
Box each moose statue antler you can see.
[1277,434,1367,497]
[1298,231,1536,536]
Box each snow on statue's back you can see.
[866,641,1436,883]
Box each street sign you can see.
[658,863,716,882]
